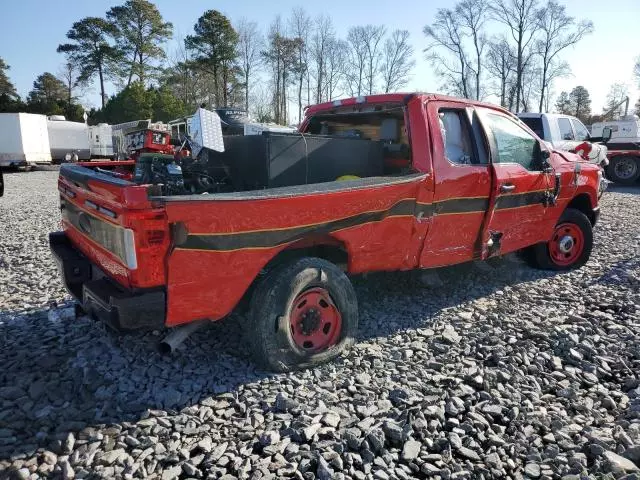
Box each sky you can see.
[1,0,639,121]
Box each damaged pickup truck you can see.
[50,93,604,371]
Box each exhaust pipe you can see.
[159,320,208,354]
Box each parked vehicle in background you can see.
[50,94,603,372]
[47,116,91,163]
[88,123,114,159]
[0,113,52,168]
[112,120,169,159]
[518,113,608,168]
[591,115,640,185]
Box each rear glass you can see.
[520,117,545,139]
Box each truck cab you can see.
[518,112,608,168]
[50,93,603,371]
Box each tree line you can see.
[0,0,638,126]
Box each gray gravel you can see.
[1,169,639,480]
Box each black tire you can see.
[529,208,593,271]
[247,257,358,372]
[606,155,640,185]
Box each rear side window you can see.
[520,117,545,139]
[438,109,487,165]
[558,118,575,140]
[571,119,590,141]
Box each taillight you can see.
[123,228,138,269]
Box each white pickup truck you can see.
[518,113,608,168]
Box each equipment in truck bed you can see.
[207,132,384,191]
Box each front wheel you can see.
[529,208,593,271]
[247,257,358,372]
[606,155,640,185]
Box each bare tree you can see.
[380,30,415,93]
[424,8,472,98]
[635,56,640,87]
[491,0,540,112]
[249,84,274,122]
[519,54,540,112]
[236,18,263,113]
[361,25,386,95]
[57,58,86,108]
[289,8,312,121]
[262,16,300,124]
[602,83,629,120]
[535,0,593,112]
[325,38,347,101]
[312,15,334,104]
[345,26,368,96]
[486,37,516,108]
[163,37,209,110]
[456,0,489,100]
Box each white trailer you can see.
[88,123,114,158]
[47,116,91,162]
[0,113,52,167]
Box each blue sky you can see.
[1,0,638,119]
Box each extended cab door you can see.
[477,108,554,254]
[419,101,492,267]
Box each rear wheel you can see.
[247,257,358,372]
[529,208,593,271]
[606,155,640,185]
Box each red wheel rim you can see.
[289,287,342,353]
[548,222,584,266]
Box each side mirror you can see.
[602,126,612,144]
[563,133,573,141]
[539,148,552,172]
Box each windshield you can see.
[520,117,545,140]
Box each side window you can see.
[571,119,590,141]
[558,118,575,140]
[438,110,482,165]
[483,112,541,170]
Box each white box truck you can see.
[88,123,114,158]
[47,116,91,162]
[0,113,52,167]
[591,115,640,184]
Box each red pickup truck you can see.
[50,93,604,371]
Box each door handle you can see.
[500,183,516,193]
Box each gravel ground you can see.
[0,169,639,480]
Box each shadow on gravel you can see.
[0,256,558,460]
[606,183,640,195]
[589,257,640,288]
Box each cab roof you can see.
[304,92,513,117]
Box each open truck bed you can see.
[52,159,425,330]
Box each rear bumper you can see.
[49,231,165,330]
